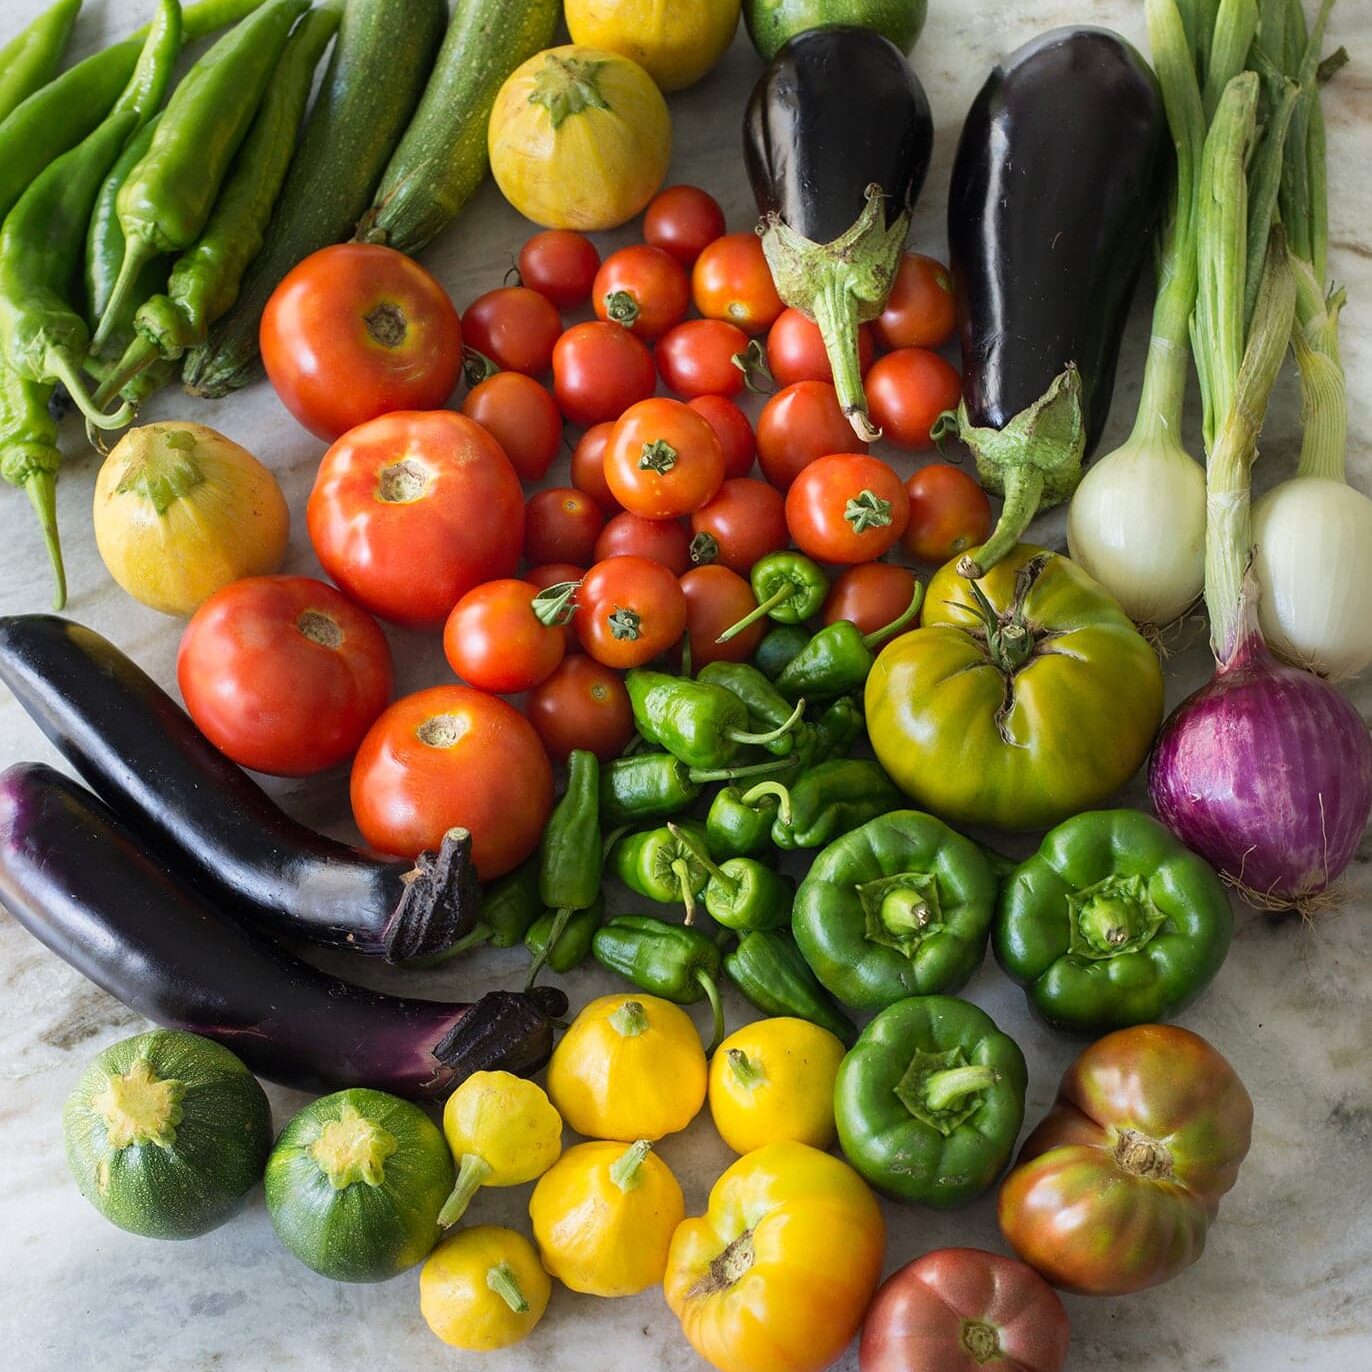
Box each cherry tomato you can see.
[593,244,690,341]
[688,478,788,575]
[692,232,784,334]
[576,556,687,668]
[461,371,563,482]
[766,307,875,388]
[525,656,634,764]
[786,453,910,565]
[594,511,692,575]
[756,380,867,490]
[688,395,755,479]
[260,243,462,442]
[822,563,921,637]
[526,561,587,654]
[177,575,393,778]
[462,285,562,376]
[902,464,994,564]
[680,565,765,667]
[524,487,605,567]
[604,398,725,519]
[308,411,524,628]
[553,321,657,427]
[643,185,726,267]
[443,578,567,694]
[351,685,553,877]
[873,252,957,351]
[518,229,601,310]
[655,319,750,398]
[865,348,963,451]
[570,422,621,512]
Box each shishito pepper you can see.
[834,995,1027,1208]
[724,929,857,1046]
[777,582,924,699]
[525,895,603,975]
[793,810,998,1010]
[668,823,794,932]
[698,661,809,758]
[609,820,712,923]
[717,550,830,644]
[993,809,1233,1033]
[706,779,793,859]
[771,757,902,852]
[528,748,601,985]
[600,751,798,828]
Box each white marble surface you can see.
[1,2,1370,1370]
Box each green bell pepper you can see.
[834,995,1027,1208]
[717,551,829,643]
[698,661,806,758]
[993,809,1233,1033]
[706,779,792,859]
[771,758,902,852]
[792,810,997,1010]
[776,583,923,700]
[667,823,794,932]
[752,623,811,680]
[723,929,856,1045]
[525,895,604,975]
[608,819,713,923]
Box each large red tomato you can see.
[178,576,393,778]
[260,243,462,441]
[351,684,553,879]
[307,411,524,629]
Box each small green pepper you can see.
[777,582,924,700]
[592,914,725,1053]
[0,364,64,607]
[526,895,604,975]
[808,696,864,764]
[599,751,798,828]
[834,995,1027,1208]
[723,930,856,1045]
[706,780,793,859]
[771,758,902,851]
[717,552,830,643]
[752,624,811,680]
[609,820,713,923]
[528,749,601,986]
[697,661,807,758]
[666,824,794,933]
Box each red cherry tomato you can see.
[786,453,910,565]
[351,685,553,877]
[307,411,524,628]
[260,243,462,442]
[177,575,393,778]
[526,561,587,654]
[865,348,963,450]
[518,229,601,310]
[766,307,875,388]
[576,556,687,669]
[525,656,635,764]
[461,285,562,376]
[604,398,725,519]
[570,422,621,513]
[822,563,921,637]
[553,321,657,427]
[902,464,994,564]
[873,252,957,351]
[687,395,755,479]
[594,511,693,575]
[655,318,750,398]
[643,185,726,267]
[593,244,690,341]
[692,232,784,334]
[680,565,766,668]
[756,380,867,490]
[688,478,788,575]
[524,487,606,567]
[443,578,567,694]
[461,371,563,482]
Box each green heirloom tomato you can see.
[865,545,1164,831]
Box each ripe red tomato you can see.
[756,380,867,490]
[594,511,692,574]
[655,319,750,398]
[604,398,725,519]
[518,229,601,310]
[553,321,657,427]
[525,655,635,763]
[576,556,687,668]
[351,685,553,878]
[822,563,921,637]
[570,422,621,513]
[688,395,755,479]
[692,232,783,334]
[866,348,963,450]
[680,565,765,667]
[643,185,726,267]
[524,487,605,567]
[443,579,567,694]
[902,464,993,564]
[766,308,875,388]
[307,410,524,629]
[786,453,910,564]
[461,371,562,482]
[462,285,562,375]
[873,252,957,351]
[593,244,690,341]
[177,575,393,778]
[260,243,462,442]
[526,561,587,654]
[688,478,788,574]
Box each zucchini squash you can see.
[743,0,927,61]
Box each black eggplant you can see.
[744,25,932,439]
[946,27,1168,578]
[0,763,565,1097]
[0,615,477,963]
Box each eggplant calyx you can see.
[433,990,560,1088]
[387,826,481,962]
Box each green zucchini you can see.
[743,0,927,61]
[356,0,561,255]
[265,1088,455,1283]
[63,1029,272,1240]
[182,0,445,398]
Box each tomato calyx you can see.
[362,302,408,349]
[531,580,580,627]
[961,1319,1002,1366]
[462,345,500,388]
[689,531,719,565]
[731,338,774,395]
[608,607,643,641]
[638,440,679,474]
[603,289,641,329]
[1114,1127,1175,1181]
[845,489,893,533]
[296,609,343,649]
[376,457,431,505]
[688,1228,756,1298]
[958,556,1056,676]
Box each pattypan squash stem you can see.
[726,1049,765,1091]
[609,999,648,1038]
[486,1261,530,1314]
[609,1139,653,1193]
[438,1153,493,1228]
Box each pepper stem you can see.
[44,348,132,430]
[738,780,793,828]
[525,907,573,989]
[93,335,160,411]
[23,471,65,610]
[91,239,157,356]
[862,584,925,649]
[717,582,791,643]
[667,823,735,893]
[672,858,699,925]
[727,1048,765,1091]
[486,1262,529,1314]
[610,999,648,1037]
[687,756,802,784]
[923,1065,998,1113]
[696,970,725,1054]
[609,1139,653,1193]
[724,697,806,748]
[438,1153,493,1227]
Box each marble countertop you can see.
[2,3,1370,1370]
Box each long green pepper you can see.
[697,661,809,758]
[723,930,857,1045]
[0,0,83,126]
[526,895,604,976]
[0,365,64,607]
[706,779,793,859]
[528,749,601,986]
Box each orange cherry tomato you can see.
[518,229,601,310]
[692,232,783,334]
[461,371,563,482]
[604,398,726,519]
[902,464,994,564]
[524,487,606,567]
[786,454,910,565]
[865,348,963,451]
[873,252,957,351]
[553,321,657,427]
[526,655,635,764]
[688,395,755,479]
[570,422,621,513]
[822,563,921,637]
[443,578,567,694]
[644,185,726,267]
[576,556,687,669]
[655,319,750,398]
[593,244,691,341]
[688,478,788,575]
[756,381,867,490]
[594,512,693,575]
[680,565,766,668]
[766,307,875,388]
[462,285,561,375]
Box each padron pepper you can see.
[609,819,713,923]
[528,748,601,985]
[698,660,808,758]
[706,779,792,859]
[752,623,811,680]
[771,757,903,852]
[600,751,798,828]
[993,810,1232,1033]
[803,694,864,765]
[525,895,604,976]
[667,823,794,933]
[777,582,924,700]
[717,550,829,643]
[834,995,1027,1208]
[724,929,856,1046]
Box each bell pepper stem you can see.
[667,822,736,893]
[922,1064,999,1113]
[608,1138,653,1193]
[862,583,925,650]
[738,780,793,828]
[727,1048,765,1091]
[724,697,806,748]
[609,999,649,1037]
[23,470,65,610]
[524,906,574,989]
[672,859,699,925]
[717,582,791,643]
[486,1262,529,1315]
[45,347,132,430]
[696,970,725,1055]
[438,1152,493,1227]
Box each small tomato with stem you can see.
[689,478,788,574]
[443,578,571,694]
[462,285,562,376]
[576,555,688,669]
[655,318,751,399]
[786,454,910,564]
[604,398,725,519]
[593,244,691,340]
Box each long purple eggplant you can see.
[0,763,564,1097]
[0,614,477,962]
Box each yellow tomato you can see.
[529,1138,685,1296]
[565,0,742,91]
[93,422,288,616]
[419,1225,550,1351]
[546,994,706,1141]
[488,45,671,230]
[665,1141,885,1372]
[708,1018,844,1155]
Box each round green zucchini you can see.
[743,0,928,61]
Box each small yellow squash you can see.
[565,0,742,92]
[419,1225,550,1351]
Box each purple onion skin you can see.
[1149,634,1372,903]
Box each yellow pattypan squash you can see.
[419,1225,550,1351]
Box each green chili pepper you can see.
[752,623,811,680]
[0,0,84,126]
[717,552,830,643]
[705,779,793,859]
[592,914,725,1053]
[0,364,64,607]
[526,895,604,976]
[771,758,902,852]
[808,695,864,764]
[599,751,798,828]
[776,582,924,700]
[696,661,811,758]
[407,859,546,967]
[666,823,794,933]
[87,116,163,327]
[608,820,712,924]
[723,930,856,1045]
